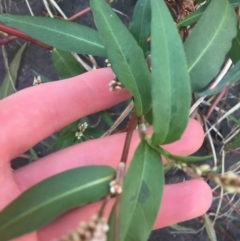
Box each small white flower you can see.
[75,122,88,140]
[33,76,42,86]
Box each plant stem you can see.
[119,112,137,164]
[113,112,136,241]
[0,35,18,45]
[0,24,52,50]
[69,7,91,21]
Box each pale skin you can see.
[0,68,212,241]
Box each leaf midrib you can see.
[55,50,75,75]
[123,144,148,240]
[152,2,172,142]
[0,175,112,231]
[187,2,228,72]
[97,7,143,114]
[139,1,149,44]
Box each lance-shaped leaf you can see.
[0,166,114,241]
[151,0,191,145]
[51,48,84,79]
[228,28,240,63]
[226,130,240,149]
[90,0,152,116]
[229,0,240,8]
[108,141,164,241]
[204,214,217,241]
[129,0,151,54]
[0,43,26,99]
[197,60,240,97]
[177,3,209,28]
[0,14,106,56]
[184,0,237,92]
[178,0,240,28]
[171,224,196,232]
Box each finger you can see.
[0,68,130,161]
[37,179,212,241]
[14,119,204,190]
[13,233,37,241]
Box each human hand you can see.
[0,68,212,241]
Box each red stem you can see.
[0,35,18,45]
[0,24,52,50]
[69,7,91,21]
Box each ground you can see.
[1,0,240,240]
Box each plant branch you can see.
[0,24,52,50]
[69,7,91,21]
[0,35,18,45]
[119,112,137,164]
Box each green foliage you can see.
[197,61,240,97]
[100,111,114,127]
[129,0,151,54]
[226,129,240,149]
[149,146,212,163]
[0,166,114,241]
[228,28,240,63]
[50,121,79,150]
[31,70,50,83]
[184,0,237,92]
[108,140,164,241]
[177,3,209,28]
[151,0,191,145]
[0,43,26,99]
[178,0,240,28]
[1,1,239,240]
[51,48,84,79]
[166,152,213,163]
[229,0,240,7]
[171,224,197,232]
[51,119,104,151]
[0,14,106,56]
[90,0,152,116]
[204,214,217,241]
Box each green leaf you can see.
[168,153,213,163]
[226,130,240,149]
[177,4,209,28]
[228,28,240,63]
[50,121,79,150]
[51,48,84,79]
[129,0,151,54]
[101,111,114,127]
[203,214,217,241]
[29,148,38,160]
[90,0,152,116]
[0,43,26,99]
[54,132,77,150]
[184,0,237,92]
[145,109,153,125]
[151,0,191,145]
[108,141,164,241]
[197,60,240,97]
[31,70,50,83]
[152,146,212,163]
[229,0,240,8]
[171,224,196,232]
[0,166,114,241]
[178,1,240,28]
[0,14,106,57]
